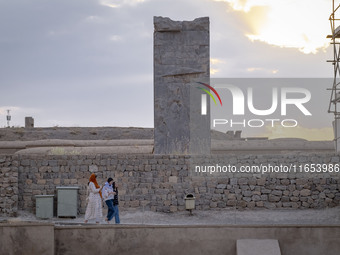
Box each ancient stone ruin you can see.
[25,117,34,128]
[1,17,340,220]
[153,16,211,155]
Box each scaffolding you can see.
[328,0,340,152]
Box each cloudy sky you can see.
[0,0,335,139]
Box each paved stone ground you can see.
[1,207,340,226]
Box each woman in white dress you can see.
[84,173,103,224]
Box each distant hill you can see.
[0,127,238,141]
[0,127,334,155]
[0,127,154,141]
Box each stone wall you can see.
[0,223,54,255]
[1,153,340,217]
[191,154,340,209]
[16,154,192,214]
[54,225,340,255]
[0,155,18,217]
[2,223,340,255]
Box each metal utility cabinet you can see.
[35,195,54,219]
[56,186,79,218]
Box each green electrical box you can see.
[35,195,54,219]
[56,186,79,218]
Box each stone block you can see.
[243,197,251,202]
[264,202,276,209]
[243,191,253,197]
[170,205,178,212]
[300,189,311,196]
[227,200,237,206]
[230,178,238,185]
[256,201,264,207]
[290,197,300,202]
[216,184,227,189]
[282,190,290,196]
[302,202,310,207]
[217,202,226,208]
[237,200,247,208]
[252,195,261,202]
[247,201,255,209]
[169,176,178,183]
[228,194,236,200]
[25,116,34,128]
[271,190,283,196]
[238,178,248,185]
[37,179,46,185]
[261,188,271,194]
[237,239,281,255]
[256,178,266,186]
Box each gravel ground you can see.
[1,207,340,226]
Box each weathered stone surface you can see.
[272,190,283,196]
[169,176,178,183]
[264,202,276,209]
[2,153,340,216]
[25,116,34,128]
[269,195,281,202]
[237,239,281,255]
[154,16,182,32]
[217,184,227,189]
[154,16,210,155]
[300,189,312,197]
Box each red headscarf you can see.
[89,173,102,198]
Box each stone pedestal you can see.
[153,16,211,154]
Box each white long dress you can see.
[85,182,102,221]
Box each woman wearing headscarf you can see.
[84,173,103,224]
[102,177,114,223]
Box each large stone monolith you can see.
[154,16,211,154]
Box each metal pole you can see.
[6,109,11,128]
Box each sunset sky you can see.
[0,0,336,140]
